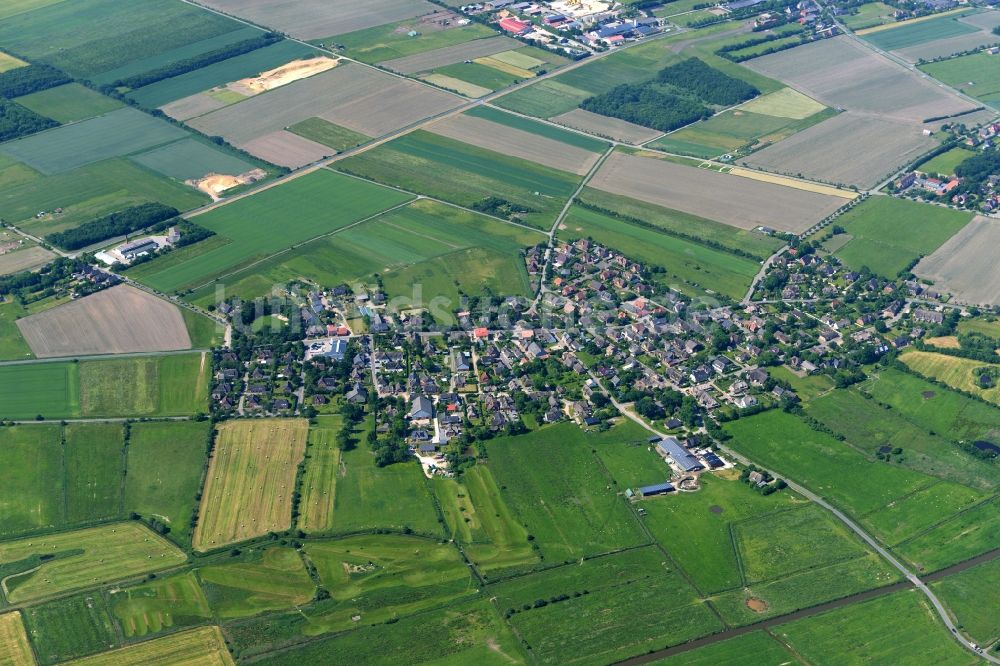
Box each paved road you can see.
[741,244,788,305]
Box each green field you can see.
[920,147,976,177]
[64,423,125,524]
[863,12,979,51]
[434,61,521,91]
[180,308,225,348]
[331,20,498,63]
[130,138,256,182]
[651,631,803,666]
[958,317,1000,339]
[25,593,119,665]
[922,52,1000,105]
[901,350,1000,405]
[831,196,973,277]
[125,421,210,546]
[297,416,343,533]
[0,424,65,537]
[336,129,581,230]
[0,362,79,420]
[931,556,1000,646]
[841,2,896,30]
[0,522,186,604]
[185,198,542,310]
[197,547,315,618]
[0,299,33,360]
[129,169,412,294]
[466,105,610,152]
[485,422,648,561]
[895,498,1000,573]
[288,117,370,153]
[14,83,123,123]
[559,204,760,301]
[109,571,212,639]
[774,589,978,665]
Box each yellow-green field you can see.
[0,611,33,665]
[739,87,825,119]
[297,416,342,533]
[62,626,233,666]
[193,419,308,551]
[900,351,1000,405]
[0,52,26,73]
[0,523,186,604]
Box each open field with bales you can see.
[0,612,33,666]
[16,285,192,358]
[915,216,1000,306]
[193,419,308,551]
[0,522,186,604]
[62,626,233,666]
[588,152,846,233]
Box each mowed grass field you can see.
[335,130,581,230]
[196,547,315,619]
[61,626,233,666]
[0,611,33,666]
[296,416,342,533]
[0,522,186,604]
[0,424,64,537]
[193,419,308,551]
[64,423,125,524]
[900,350,1000,405]
[931,556,1000,647]
[920,147,976,177]
[78,353,210,418]
[129,169,413,294]
[109,571,212,639]
[650,630,802,666]
[24,593,119,665]
[831,196,973,277]
[922,52,1000,105]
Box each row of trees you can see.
[45,202,179,250]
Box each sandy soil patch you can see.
[739,112,935,190]
[745,36,973,124]
[0,245,55,275]
[188,168,268,200]
[427,114,601,175]
[228,56,338,96]
[16,284,191,358]
[589,152,845,234]
[915,215,1000,306]
[553,108,662,144]
[381,36,521,74]
[746,597,768,613]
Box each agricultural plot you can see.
[125,421,211,546]
[867,10,1000,63]
[109,571,212,639]
[296,416,343,533]
[381,36,519,74]
[77,353,210,418]
[187,63,462,167]
[334,17,498,64]
[16,285,191,358]
[0,425,62,537]
[588,152,846,234]
[922,52,1000,106]
[466,105,609,152]
[24,593,118,665]
[831,196,973,277]
[920,146,976,176]
[0,362,80,420]
[0,612,33,666]
[129,139,256,184]
[0,522,186,604]
[129,169,413,294]
[14,83,122,124]
[901,350,1000,405]
[335,130,581,229]
[931,556,1000,647]
[197,547,315,618]
[64,423,125,524]
[650,631,803,666]
[841,2,896,30]
[0,299,34,360]
[915,216,1000,306]
[286,118,369,153]
[193,419,308,551]
[895,498,1000,572]
[552,109,664,144]
[0,245,54,277]
[485,422,647,561]
[61,626,233,666]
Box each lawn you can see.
[64,422,125,524]
[832,196,973,277]
[14,83,123,123]
[335,130,581,230]
[769,364,835,400]
[0,522,186,604]
[197,547,315,618]
[863,12,979,51]
[125,420,210,547]
[922,52,1000,105]
[109,571,212,639]
[559,204,760,301]
[900,350,1000,406]
[129,169,413,293]
[297,415,343,533]
[24,593,119,665]
[920,147,976,177]
[774,589,978,665]
[484,422,648,562]
[61,626,233,666]
[931,556,1000,646]
[288,117,370,152]
[0,424,63,538]
[181,308,225,348]
[332,20,498,63]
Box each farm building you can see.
[118,238,159,261]
[638,482,675,496]
[703,452,725,469]
[656,437,704,472]
[499,17,532,34]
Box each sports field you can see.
[832,196,973,277]
[196,547,315,618]
[0,612,33,666]
[62,626,233,666]
[193,419,308,551]
[297,416,343,533]
[129,169,413,294]
[0,522,186,604]
[14,83,122,123]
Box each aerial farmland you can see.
[0,0,999,664]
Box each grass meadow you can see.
[649,630,801,665]
[62,626,233,666]
[14,83,123,123]
[0,424,64,537]
[931,556,1000,647]
[24,593,119,665]
[296,415,343,533]
[901,350,1000,405]
[109,571,212,639]
[863,11,979,50]
[197,547,315,618]
[922,52,1000,105]
[333,20,497,63]
[894,498,1000,573]
[920,147,976,177]
[63,423,125,524]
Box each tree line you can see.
[0,99,57,141]
[46,202,180,250]
[0,62,70,98]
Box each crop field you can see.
[0,158,208,237]
[129,139,256,183]
[25,593,119,665]
[0,612,33,666]
[588,152,845,234]
[0,425,63,536]
[738,112,936,190]
[640,475,805,593]
[831,196,973,277]
[916,216,1000,306]
[287,118,369,153]
[650,631,801,666]
[863,10,980,50]
[429,61,519,93]
[109,571,211,639]
[559,205,760,301]
[552,108,664,144]
[14,83,122,124]
[0,245,54,277]
[380,35,519,74]
[296,416,342,533]
[894,11,1000,63]
[895,498,1000,572]
[77,353,210,418]
[744,36,973,124]
[197,547,314,618]
[901,350,1000,405]
[0,522,186,604]
[187,64,462,166]
[193,419,308,551]
[16,285,191,358]
[129,169,412,293]
[427,113,603,175]
[0,362,79,420]
[125,421,210,546]
[485,422,647,561]
[931,556,1000,647]
[62,626,233,666]
[64,423,125,524]
[773,590,977,665]
[495,79,597,119]
[922,52,1000,106]
[465,106,608,152]
[238,131,331,168]
[336,130,581,230]
[335,19,497,64]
